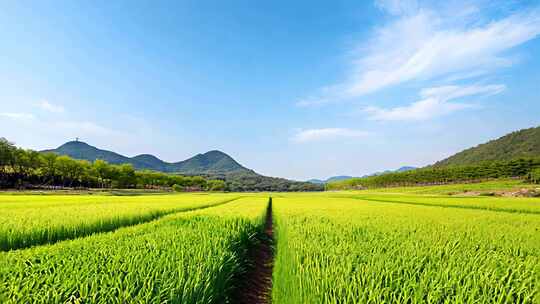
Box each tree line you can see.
[327,158,540,190]
[0,138,225,191]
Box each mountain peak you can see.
[203,150,229,156]
[132,154,161,161]
[58,140,93,148]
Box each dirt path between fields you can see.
[231,198,274,304]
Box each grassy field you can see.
[0,193,239,250]
[0,181,538,303]
[350,179,538,195]
[272,195,540,303]
[0,196,269,303]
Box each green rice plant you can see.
[0,193,239,250]
[0,196,269,303]
[350,179,536,195]
[272,195,540,303]
[335,193,540,214]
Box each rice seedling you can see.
[0,196,269,303]
[337,193,540,214]
[0,193,239,250]
[272,195,540,303]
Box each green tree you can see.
[92,159,111,188]
[207,179,225,191]
[40,153,58,184]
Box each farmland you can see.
[0,193,239,250]
[272,194,540,303]
[1,183,539,303]
[1,196,269,303]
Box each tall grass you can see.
[0,193,239,251]
[272,196,540,303]
[0,197,269,303]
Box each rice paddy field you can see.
[1,182,539,303]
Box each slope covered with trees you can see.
[328,126,540,190]
[327,158,540,190]
[434,126,540,167]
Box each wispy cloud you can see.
[298,3,540,106]
[0,112,35,120]
[38,100,65,113]
[293,128,370,143]
[364,84,505,121]
[347,10,539,97]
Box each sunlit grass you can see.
[0,197,269,303]
[272,195,540,303]
[0,193,239,250]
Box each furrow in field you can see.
[0,197,270,303]
[0,195,242,251]
[336,195,540,215]
[230,197,274,304]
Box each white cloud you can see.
[293,128,370,143]
[0,112,35,120]
[38,100,65,113]
[365,84,505,121]
[298,4,540,106]
[346,9,540,97]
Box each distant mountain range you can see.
[307,176,354,184]
[369,166,417,176]
[434,126,540,167]
[42,141,251,174]
[308,166,417,184]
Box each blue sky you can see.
[1,0,539,180]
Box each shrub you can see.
[172,184,183,192]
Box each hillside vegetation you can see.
[435,126,540,166]
[328,158,540,190]
[329,126,540,190]
[42,141,249,174]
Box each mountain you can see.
[42,141,249,174]
[308,176,354,184]
[361,166,417,178]
[434,126,540,167]
[40,140,323,191]
[396,166,417,172]
[173,150,248,174]
[309,168,417,184]
[327,176,354,183]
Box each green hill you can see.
[434,126,540,167]
[42,141,249,174]
[41,141,323,191]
